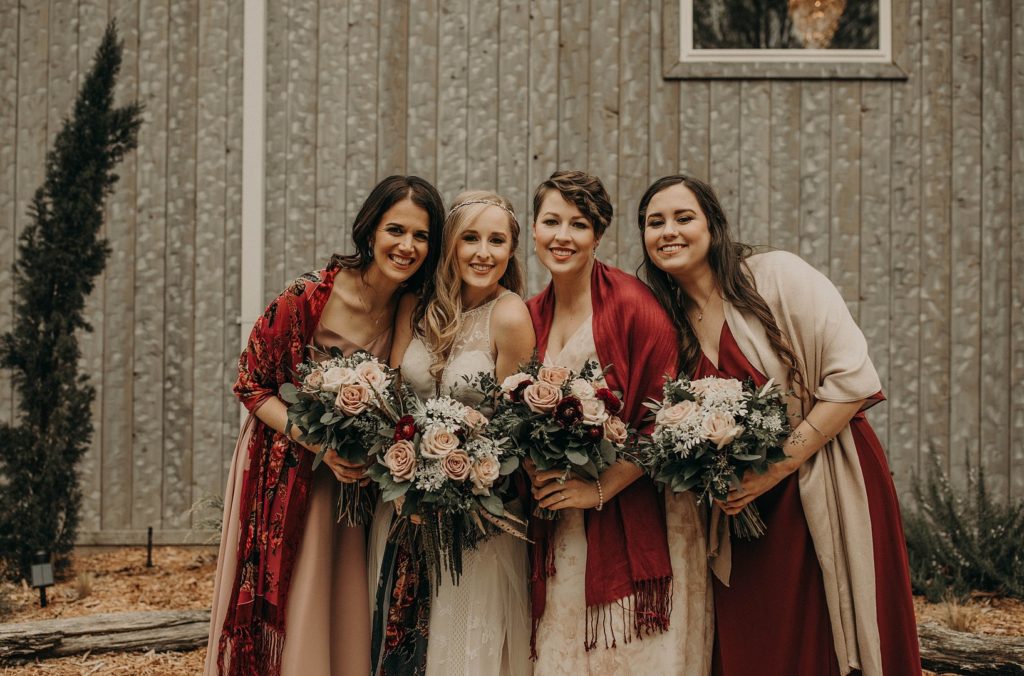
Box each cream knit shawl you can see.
[712,250,884,676]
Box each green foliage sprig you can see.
[904,458,1024,602]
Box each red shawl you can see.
[216,260,340,675]
[526,260,678,653]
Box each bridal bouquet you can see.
[489,358,631,519]
[366,394,525,584]
[640,375,790,539]
[279,349,402,526]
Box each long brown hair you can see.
[330,175,445,296]
[636,175,805,398]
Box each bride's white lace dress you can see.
[368,291,533,676]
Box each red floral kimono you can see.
[215,260,341,675]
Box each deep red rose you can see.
[595,388,622,413]
[583,424,604,442]
[393,415,417,441]
[510,380,531,403]
[554,396,583,427]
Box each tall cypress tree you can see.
[0,21,142,579]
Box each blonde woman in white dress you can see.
[369,191,536,676]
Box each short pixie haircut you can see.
[531,170,613,238]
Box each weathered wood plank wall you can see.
[0,0,1021,543]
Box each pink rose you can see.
[537,366,571,387]
[655,400,700,428]
[523,381,562,413]
[421,425,461,459]
[322,366,358,392]
[355,360,390,390]
[580,398,608,426]
[702,410,745,449]
[383,440,417,482]
[463,407,489,431]
[441,451,472,481]
[603,416,628,444]
[470,456,501,494]
[303,370,325,390]
[500,372,534,393]
[335,383,371,415]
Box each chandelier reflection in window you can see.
[788,0,847,49]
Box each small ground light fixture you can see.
[30,551,54,608]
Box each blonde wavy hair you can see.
[414,190,524,381]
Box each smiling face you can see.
[532,191,599,279]
[370,197,431,285]
[642,183,713,281]
[455,205,514,296]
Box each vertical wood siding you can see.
[1,0,1022,543]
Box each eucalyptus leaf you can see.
[478,494,505,517]
[279,383,299,404]
[381,480,411,502]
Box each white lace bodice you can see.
[401,291,513,407]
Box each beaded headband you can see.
[448,199,518,224]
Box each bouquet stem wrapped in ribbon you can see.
[641,376,791,539]
[280,348,401,527]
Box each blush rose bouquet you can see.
[489,356,631,520]
[640,375,791,539]
[279,348,404,526]
[366,393,525,584]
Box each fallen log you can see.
[919,622,1024,675]
[0,609,210,661]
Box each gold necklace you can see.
[690,289,718,322]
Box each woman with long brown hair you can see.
[205,176,445,676]
[525,170,712,675]
[637,174,920,676]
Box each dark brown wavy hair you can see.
[330,175,445,296]
[636,175,805,399]
[532,170,613,237]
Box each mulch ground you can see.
[1,546,1021,675]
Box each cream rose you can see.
[523,381,561,413]
[569,378,596,400]
[655,400,700,428]
[322,366,358,392]
[580,398,609,426]
[421,424,461,459]
[702,410,745,449]
[441,450,472,481]
[537,366,571,387]
[470,456,501,494]
[383,440,417,481]
[355,360,390,390]
[335,382,371,415]
[463,407,489,431]
[303,369,325,389]
[603,416,628,444]
[500,372,534,392]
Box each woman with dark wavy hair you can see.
[525,170,712,674]
[205,176,445,676]
[637,174,920,676]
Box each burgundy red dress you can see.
[698,323,921,676]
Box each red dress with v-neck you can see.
[696,323,921,676]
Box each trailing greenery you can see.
[903,458,1024,602]
[0,21,141,580]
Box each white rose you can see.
[500,372,534,392]
[355,360,390,390]
[569,378,596,400]
[580,398,608,426]
[702,410,745,449]
[322,366,358,392]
